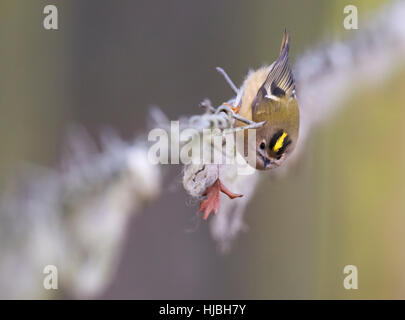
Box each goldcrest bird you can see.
[236,30,299,170]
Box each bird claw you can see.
[199,178,243,220]
[222,102,241,114]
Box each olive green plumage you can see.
[238,30,299,170]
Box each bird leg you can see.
[199,177,243,220]
[222,102,241,114]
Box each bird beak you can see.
[264,158,270,170]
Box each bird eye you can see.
[276,155,282,160]
[259,142,265,150]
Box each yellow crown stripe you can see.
[273,132,288,152]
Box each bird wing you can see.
[252,30,296,119]
[264,30,295,98]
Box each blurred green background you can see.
[1,0,404,299]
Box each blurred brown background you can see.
[1,0,404,299]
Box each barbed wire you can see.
[1,0,404,297]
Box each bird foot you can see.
[222,102,241,114]
[199,178,243,220]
